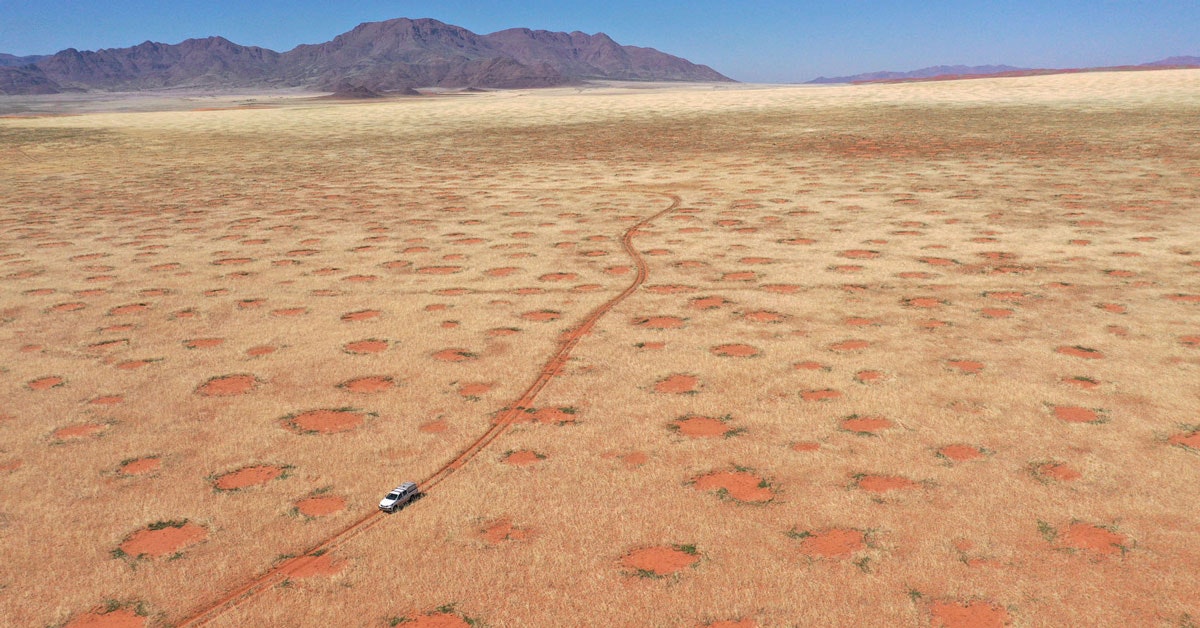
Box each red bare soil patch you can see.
[345,339,388,354]
[855,474,918,493]
[905,297,944,308]
[481,518,532,543]
[802,389,843,402]
[722,271,757,281]
[1180,335,1200,347]
[49,302,87,312]
[115,360,154,370]
[521,310,561,322]
[939,445,985,461]
[979,291,1027,303]
[855,370,885,383]
[689,296,729,310]
[53,423,108,440]
[419,419,448,433]
[1166,294,1200,303]
[633,316,685,329]
[339,376,394,393]
[829,339,869,351]
[214,465,284,490]
[119,457,161,476]
[28,375,65,390]
[64,607,145,628]
[712,343,759,357]
[673,415,735,438]
[1060,522,1128,555]
[1168,431,1200,449]
[271,307,307,317]
[539,272,577,281]
[793,361,829,371]
[796,528,866,558]
[286,409,366,434]
[792,442,821,452]
[1056,346,1104,359]
[981,308,1013,318]
[246,345,275,357]
[947,360,984,374]
[108,303,149,315]
[195,374,258,397]
[694,471,774,502]
[1034,462,1081,481]
[296,495,346,517]
[621,546,700,576]
[417,266,463,275]
[929,600,1010,628]
[840,249,880,259]
[341,309,381,321]
[841,416,893,434]
[504,450,544,466]
[432,348,476,362]
[622,451,649,467]
[398,612,471,627]
[520,407,577,425]
[120,522,206,558]
[457,382,492,397]
[184,338,225,349]
[743,310,786,323]
[1053,406,1101,423]
[655,374,699,394]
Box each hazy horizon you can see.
[2,0,1197,82]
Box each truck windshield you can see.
[386,493,399,499]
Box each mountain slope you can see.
[484,28,728,82]
[277,18,566,90]
[34,37,283,91]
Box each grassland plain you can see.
[1,70,1198,627]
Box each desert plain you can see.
[2,70,1199,627]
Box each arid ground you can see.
[2,71,1199,628]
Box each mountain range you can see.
[0,17,731,95]
[808,57,1200,84]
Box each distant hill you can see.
[0,53,48,67]
[0,17,731,95]
[1142,55,1200,67]
[808,56,1200,84]
[808,65,1027,84]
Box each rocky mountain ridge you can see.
[0,17,731,95]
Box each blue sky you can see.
[1,1,1196,82]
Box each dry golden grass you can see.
[2,70,1199,627]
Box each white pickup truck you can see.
[378,482,419,513]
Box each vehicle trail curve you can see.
[176,191,681,626]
